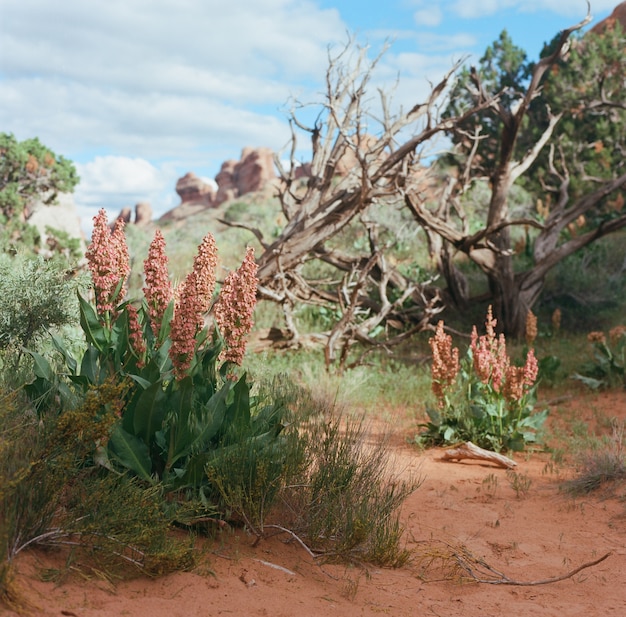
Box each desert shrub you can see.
[0,380,193,609]
[206,379,419,566]
[418,307,548,452]
[564,419,626,495]
[0,253,83,377]
[280,403,418,566]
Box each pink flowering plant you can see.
[420,307,548,452]
[27,210,285,495]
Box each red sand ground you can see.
[6,388,626,617]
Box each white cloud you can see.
[0,0,345,174]
[414,7,443,27]
[74,156,181,228]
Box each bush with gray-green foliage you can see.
[0,253,84,377]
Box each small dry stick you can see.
[439,441,517,469]
[467,552,612,586]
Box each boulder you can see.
[175,172,216,206]
[134,201,152,226]
[27,192,86,256]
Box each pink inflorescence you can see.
[214,247,259,367]
[191,232,218,314]
[470,305,509,393]
[471,306,539,402]
[168,233,219,380]
[85,209,130,318]
[428,320,460,405]
[143,229,174,340]
[126,303,147,367]
[169,273,203,380]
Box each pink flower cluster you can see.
[503,349,538,402]
[126,303,147,367]
[471,306,538,402]
[143,230,174,341]
[470,306,508,392]
[429,320,460,405]
[214,247,258,366]
[169,233,218,380]
[169,272,205,380]
[85,210,130,318]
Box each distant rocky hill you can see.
[160,146,278,222]
[591,1,626,33]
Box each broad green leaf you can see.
[78,292,108,351]
[128,373,152,389]
[28,350,54,381]
[80,345,100,384]
[166,377,195,467]
[133,380,166,445]
[108,425,153,482]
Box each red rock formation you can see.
[214,147,276,205]
[161,147,278,221]
[175,172,216,207]
[134,201,152,226]
[591,1,626,34]
[235,147,276,196]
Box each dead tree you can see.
[245,40,494,369]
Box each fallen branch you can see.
[439,441,517,469]
[416,539,612,586]
[466,552,613,587]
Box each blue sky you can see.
[0,0,617,228]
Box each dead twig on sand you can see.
[439,441,517,469]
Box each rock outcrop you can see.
[175,172,216,208]
[111,202,153,227]
[591,1,626,34]
[161,147,278,221]
[134,201,153,226]
[27,192,86,256]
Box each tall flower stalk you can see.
[214,247,258,367]
[84,210,130,323]
[143,229,173,342]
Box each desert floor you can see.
[6,387,626,617]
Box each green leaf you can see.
[80,345,100,384]
[128,373,152,389]
[227,374,251,429]
[571,373,605,390]
[51,333,77,374]
[166,378,195,467]
[108,425,153,482]
[78,292,109,351]
[132,380,166,445]
[28,350,54,381]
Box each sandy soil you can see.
[6,388,626,617]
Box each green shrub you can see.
[0,253,82,377]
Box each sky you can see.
[0,0,618,230]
